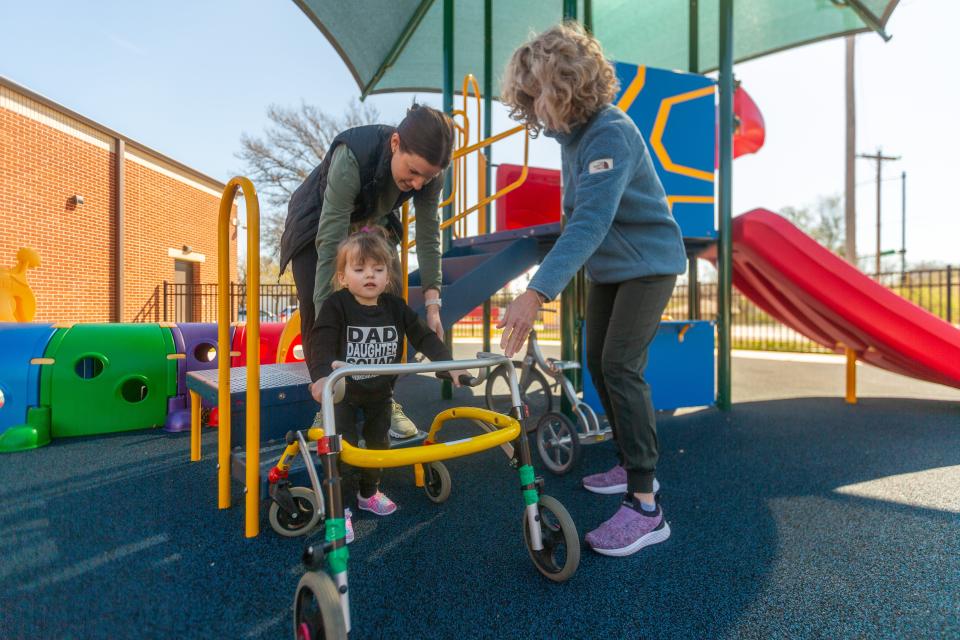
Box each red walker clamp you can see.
[267,467,288,484]
[316,437,331,455]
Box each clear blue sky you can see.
[1,0,956,266]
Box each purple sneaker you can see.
[585,497,671,557]
[582,465,660,496]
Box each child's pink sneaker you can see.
[357,491,397,516]
[344,508,354,544]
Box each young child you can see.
[309,230,468,527]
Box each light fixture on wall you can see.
[71,194,84,205]
[182,245,192,254]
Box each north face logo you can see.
[589,158,613,174]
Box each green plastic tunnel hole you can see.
[194,342,217,363]
[75,356,105,379]
[120,377,149,403]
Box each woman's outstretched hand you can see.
[498,289,542,357]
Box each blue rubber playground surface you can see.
[1,371,958,639]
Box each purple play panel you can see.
[165,323,234,432]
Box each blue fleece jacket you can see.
[528,104,686,300]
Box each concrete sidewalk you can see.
[451,341,960,404]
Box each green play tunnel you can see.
[40,324,178,438]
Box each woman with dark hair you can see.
[280,103,455,438]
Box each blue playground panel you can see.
[613,62,716,241]
[0,323,57,451]
[582,320,715,412]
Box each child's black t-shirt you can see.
[312,289,451,398]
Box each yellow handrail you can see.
[439,110,467,209]
[213,176,261,538]
[407,125,528,249]
[401,73,530,303]
[440,132,528,233]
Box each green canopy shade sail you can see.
[293,0,900,99]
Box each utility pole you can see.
[858,148,900,276]
[900,171,907,280]
[844,36,856,267]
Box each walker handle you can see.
[435,371,482,387]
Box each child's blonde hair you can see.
[332,229,396,291]
[501,21,619,135]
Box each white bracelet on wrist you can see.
[424,298,442,308]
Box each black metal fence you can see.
[163,266,958,352]
[162,282,298,324]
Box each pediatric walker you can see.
[485,321,608,475]
[285,354,580,640]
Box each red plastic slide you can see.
[714,209,960,389]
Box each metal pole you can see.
[687,254,700,320]
[948,265,953,325]
[560,0,581,414]
[900,170,906,279]
[584,0,593,32]
[875,149,882,277]
[689,0,699,73]
[857,148,899,277]
[844,35,857,267]
[687,0,700,320]
[482,0,493,354]
[441,0,454,399]
[717,0,734,410]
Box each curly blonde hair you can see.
[501,21,619,135]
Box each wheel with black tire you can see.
[522,494,580,582]
[484,362,553,429]
[293,571,347,640]
[535,411,581,475]
[422,461,451,503]
[269,487,322,537]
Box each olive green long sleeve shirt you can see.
[313,145,443,313]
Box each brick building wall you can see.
[0,78,238,323]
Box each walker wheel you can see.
[269,487,322,537]
[535,412,581,475]
[423,461,452,503]
[293,571,346,640]
[522,494,580,582]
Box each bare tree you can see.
[237,100,381,265]
[779,194,845,257]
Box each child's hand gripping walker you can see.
[287,354,580,640]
